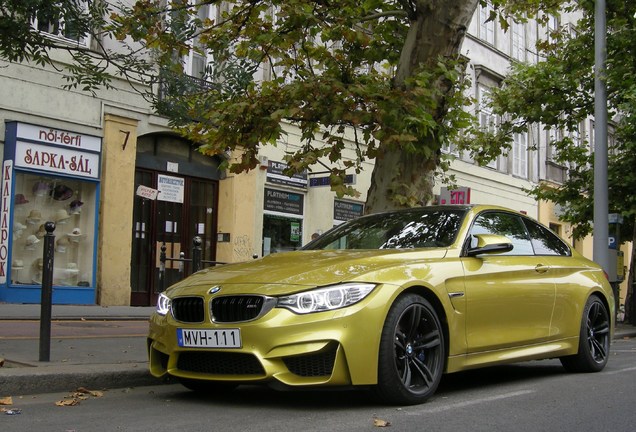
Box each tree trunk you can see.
[365,0,479,214]
[366,144,439,212]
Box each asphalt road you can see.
[3,336,635,432]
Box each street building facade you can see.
[0,2,630,309]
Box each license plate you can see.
[177,328,241,348]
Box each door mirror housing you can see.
[466,234,514,257]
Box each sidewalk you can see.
[0,304,159,396]
[1,303,636,397]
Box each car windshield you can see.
[304,207,467,250]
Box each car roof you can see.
[364,204,523,217]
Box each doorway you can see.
[130,133,223,306]
[130,169,218,306]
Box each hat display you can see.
[69,200,83,214]
[68,227,83,243]
[51,184,73,201]
[35,224,47,239]
[25,234,40,246]
[26,209,42,224]
[15,194,29,205]
[55,209,70,223]
[14,222,27,232]
[56,236,70,253]
[32,181,50,197]
[66,263,79,275]
[12,259,23,269]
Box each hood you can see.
[166,248,448,296]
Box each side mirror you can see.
[466,234,514,257]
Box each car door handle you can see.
[535,264,550,273]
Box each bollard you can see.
[192,236,202,273]
[179,251,185,276]
[39,221,56,362]
[159,242,166,293]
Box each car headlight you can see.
[157,293,171,316]
[277,283,376,314]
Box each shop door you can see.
[130,169,218,306]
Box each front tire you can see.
[375,294,445,405]
[560,295,610,372]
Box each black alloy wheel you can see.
[376,294,445,405]
[561,295,610,372]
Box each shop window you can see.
[262,214,302,256]
[11,173,96,287]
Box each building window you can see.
[512,132,528,178]
[478,86,497,168]
[608,125,618,156]
[570,123,582,148]
[184,2,217,79]
[548,222,561,236]
[547,127,561,162]
[547,14,559,44]
[479,2,495,45]
[441,140,459,156]
[511,21,526,61]
[32,0,89,46]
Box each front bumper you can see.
[148,287,395,387]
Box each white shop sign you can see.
[157,174,185,203]
[136,185,159,200]
[16,123,102,153]
[14,141,100,179]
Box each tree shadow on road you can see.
[162,360,566,410]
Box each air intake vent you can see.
[177,352,265,375]
[283,344,338,377]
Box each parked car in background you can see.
[147,205,614,405]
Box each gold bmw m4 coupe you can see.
[147,205,614,405]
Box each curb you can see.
[0,363,164,396]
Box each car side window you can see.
[523,218,571,256]
[470,212,534,256]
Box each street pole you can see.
[39,222,56,362]
[593,0,609,275]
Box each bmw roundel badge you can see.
[208,286,221,295]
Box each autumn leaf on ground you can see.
[373,417,391,427]
[0,396,13,405]
[56,387,106,406]
[55,399,80,407]
[76,387,104,397]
